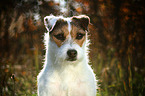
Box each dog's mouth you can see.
[67,58,77,61]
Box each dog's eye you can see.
[54,33,65,41]
[76,33,85,40]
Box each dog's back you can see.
[37,15,97,96]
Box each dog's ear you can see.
[44,15,58,32]
[72,15,90,31]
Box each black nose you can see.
[67,49,77,60]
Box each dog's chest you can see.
[46,66,89,95]
[48,67,84,86]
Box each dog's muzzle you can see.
[67,49,77,61]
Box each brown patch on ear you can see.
[71,15,90,31]
[50,19,67,34]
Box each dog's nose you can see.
[67,49,77,60]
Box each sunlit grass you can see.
[92,49,144,96]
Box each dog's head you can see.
[44,15,90,63]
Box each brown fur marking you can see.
[71,24,86,47]
[51,25,69,47]
[50,18,87,47]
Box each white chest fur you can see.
[37,60,96,96]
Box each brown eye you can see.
[76,33,85,40]
[54,33,65,41]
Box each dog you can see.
[37,15,97,96]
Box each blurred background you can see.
[0,0,145,96]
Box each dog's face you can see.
[44,15,90,63]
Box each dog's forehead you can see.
[44,15,89,33]
[54,17,72,32]
[51,18,84,33]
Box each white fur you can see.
[37,15,97,96]
[66,19,72,32]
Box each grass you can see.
[92,48,144,96]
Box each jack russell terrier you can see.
[37,15,97,96]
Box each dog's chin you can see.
[67,58,77,61]
[66,54,84,62]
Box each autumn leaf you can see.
[76,7,82,13]
[22,71,26,75]
[27,18,37,31]
[125,16,129,20]
[129,34,132,42]
[84,1,89,7]
[104,22,108,28]
[4,68,9,72]
[100,3,106,11]
[48,1,54,6]
[122,8,129,13]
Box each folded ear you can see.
[72,15,90,31]
[44,15,58,32]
